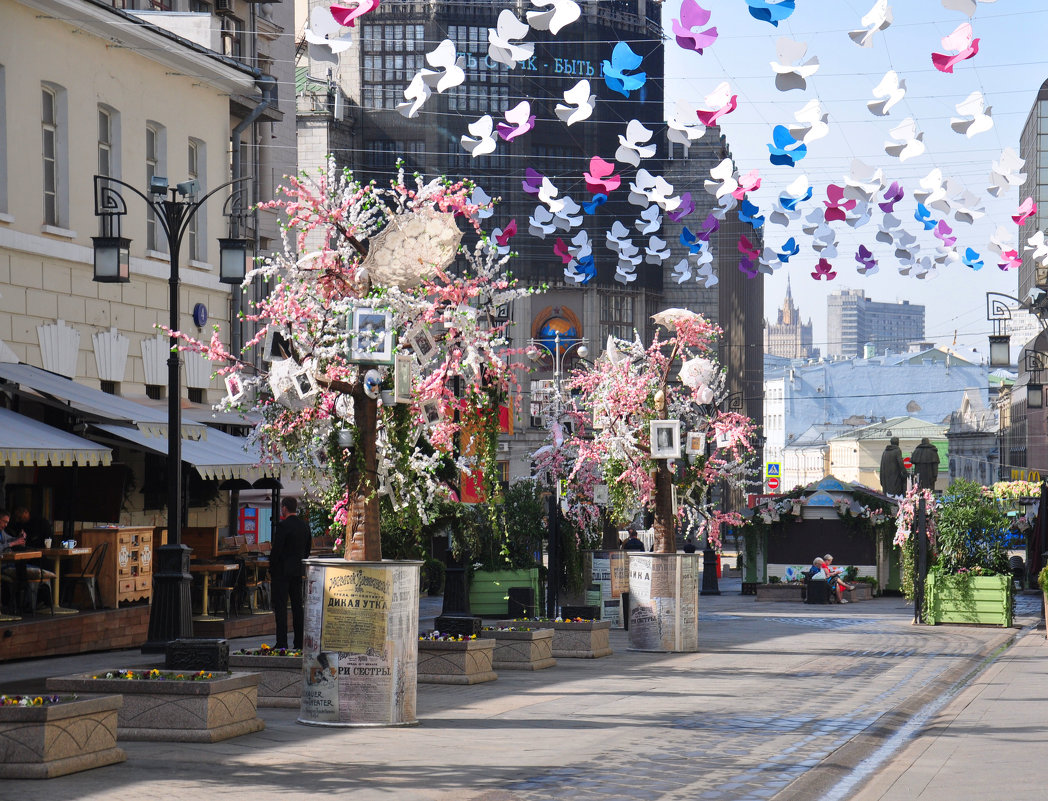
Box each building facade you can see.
[764,277,814,360]
[826,288,925,359]
[826,416,948,493]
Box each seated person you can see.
[10,506,53,550]
[0,509,26,553]
[622,527,646,551]
[0,508,55,610]
[822,554,854,604]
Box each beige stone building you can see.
[0,0,295,531]
[826,416,948,493]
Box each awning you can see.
[94,423,277,482]
[0,362,207,439]
[0,407,113,467]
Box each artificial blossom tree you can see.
[535,309,757,553]
[175,158,538,561]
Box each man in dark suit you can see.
[270,497,312,649]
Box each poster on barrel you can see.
[627,555,699,652]
[590,550,629,626]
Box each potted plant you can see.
[417,632,497,685]
[1038,565,1048,636]
[0,694,125,779]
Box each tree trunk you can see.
[345,383,382,562]
[653,461,675,553]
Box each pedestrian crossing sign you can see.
[766,462,780,478]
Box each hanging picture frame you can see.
[406,323,438,364]
[291,366,319,400]
[224,374,245,404]
[262,325,294,363]
[649,419,681,459]
[350,308,394,363]
[394,354,414,404]
[685,431,707,456]
[421,399,442,425]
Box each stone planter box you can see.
[469,568,541,616]
[926,573,1012,627]
[417,638,497,685]
[46,671,265,743]
[755,583,804,602]
[844,584,874,602]
[0,695,125,779]
[228,654,302,708]
[484,628,556,671]
[495,619,613,658]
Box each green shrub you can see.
[1039,565,1048,594]
[768,575,781,584]
[422,558,445,595]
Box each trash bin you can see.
[805,580,831,604]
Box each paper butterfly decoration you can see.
[884,118,925,162]
[770,38,820,92]
[528,206,556,238]
[1014,198,1038,225]
[867,70,906,116]
[876,213,901,244]
[671,258,693,284]
[998,250,1021,271]
[933,219,956,247]
[667,192,695,223]
[680,226,704,254]
[738,235,760,260]
[635,204,662,235]
[738,258,759,279]
[913,168,950,213]
[602,42,647,98]
[932,23,979,73]
[522,169,544,195]
[488,10,534,68]
[672,0,718,54]
[738,199,764,229]
[696,82,738,126]
[667,101,706,149]
[582,194,606,215]
[849,0,892,48]
[779,175,813,211]
[461,116,496,157]
[733,169,762,200]
[855,245,879,276]
[711,193,739,221]
[961,247,984,270]
[552,237,573,264]
[914,204,937,231]
[811,258,836,280]
[844,200,873,229]
[1025,231,1048,267]
[824,185,857,222]
[553,196,582,231]
[564,253,596,285]
[941,0,1000,16]
[615,120,657,168]
[537,177,564,214]
[420,39,466,94]
[777,238,800,262]
[746,0,796,26]
[497,101,536,141]
[492,219,517,253]
[470,186,494,220]
[583,156,620,195]
[952,191,985,225]
[304,6,353,63]
[606,220,630,247]
[767,125,807,167]
[788,99,830,144]
[645,236,671,264]
[330,1,380,27]
[555,80,595,126]
[950,91,993,137]
[878,181,904,213]
[988,148,1027,197]
[396,73,431,119]
[525,0,581,35]
[843,160,884,202]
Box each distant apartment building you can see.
[826,289,925,358]
[764,277,815,360]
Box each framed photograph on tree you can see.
[393,354,414,404]
[350,308,393,363]
[685,431,707,456]
[262,325,294,363]
[649,419,681,459]
[406,323,438,364]
[224,374,245,404]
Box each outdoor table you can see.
[0,550,43,621]
[40,547,92,615]
[190,562,238,621]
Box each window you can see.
[221,16,244,60]
[97,106,119,178]
[0,66,6,215]
[187,139,206,261]
[42,86,59,225]
[600,294,635,343]
[145,122,166,252]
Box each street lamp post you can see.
[92,174,250,652]
[528,332,588,618]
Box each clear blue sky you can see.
[660,0,1047,359]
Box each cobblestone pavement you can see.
[1,583,1035,801]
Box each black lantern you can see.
[1027,383,1044,409]
[988,334,1011,368]
[218,237,250,284]
[91,235,131,283]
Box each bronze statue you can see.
[879,436,907,496]
[910,437,940,491]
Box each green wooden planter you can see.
[925,573,1012,627]
[468,568,541,616]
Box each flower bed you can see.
[229,647,303,709]
[0,694,125,779]
[925,572,1012,627]
[46,670,264,743]
[481,627,556,671]
[755,583,804,602]
[494,618,612,659]
[417,634,497,685]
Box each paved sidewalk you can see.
[0,582,1042,800]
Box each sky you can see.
[659,0,1048,361]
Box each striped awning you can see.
[0,407,112,467]
[95,423,276,482]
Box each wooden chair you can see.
[1,564,55,615]
[208,562,242,618]
[63,541,108,609]
[242,560,270,613]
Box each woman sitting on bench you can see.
[822,554,854,604]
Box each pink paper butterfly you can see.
[812,258,837,280]
[824,185,856,223]
[1013,197,1037,225]
[737,235,759,259]
[672,0,718,55]
[495,218,517,248]
[583,157,621,195]
[932,23,979,74]
[330,0,381,27]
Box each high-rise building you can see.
[826,289,925,358]
[1018,78,1048,298]
[764,277,815,359]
